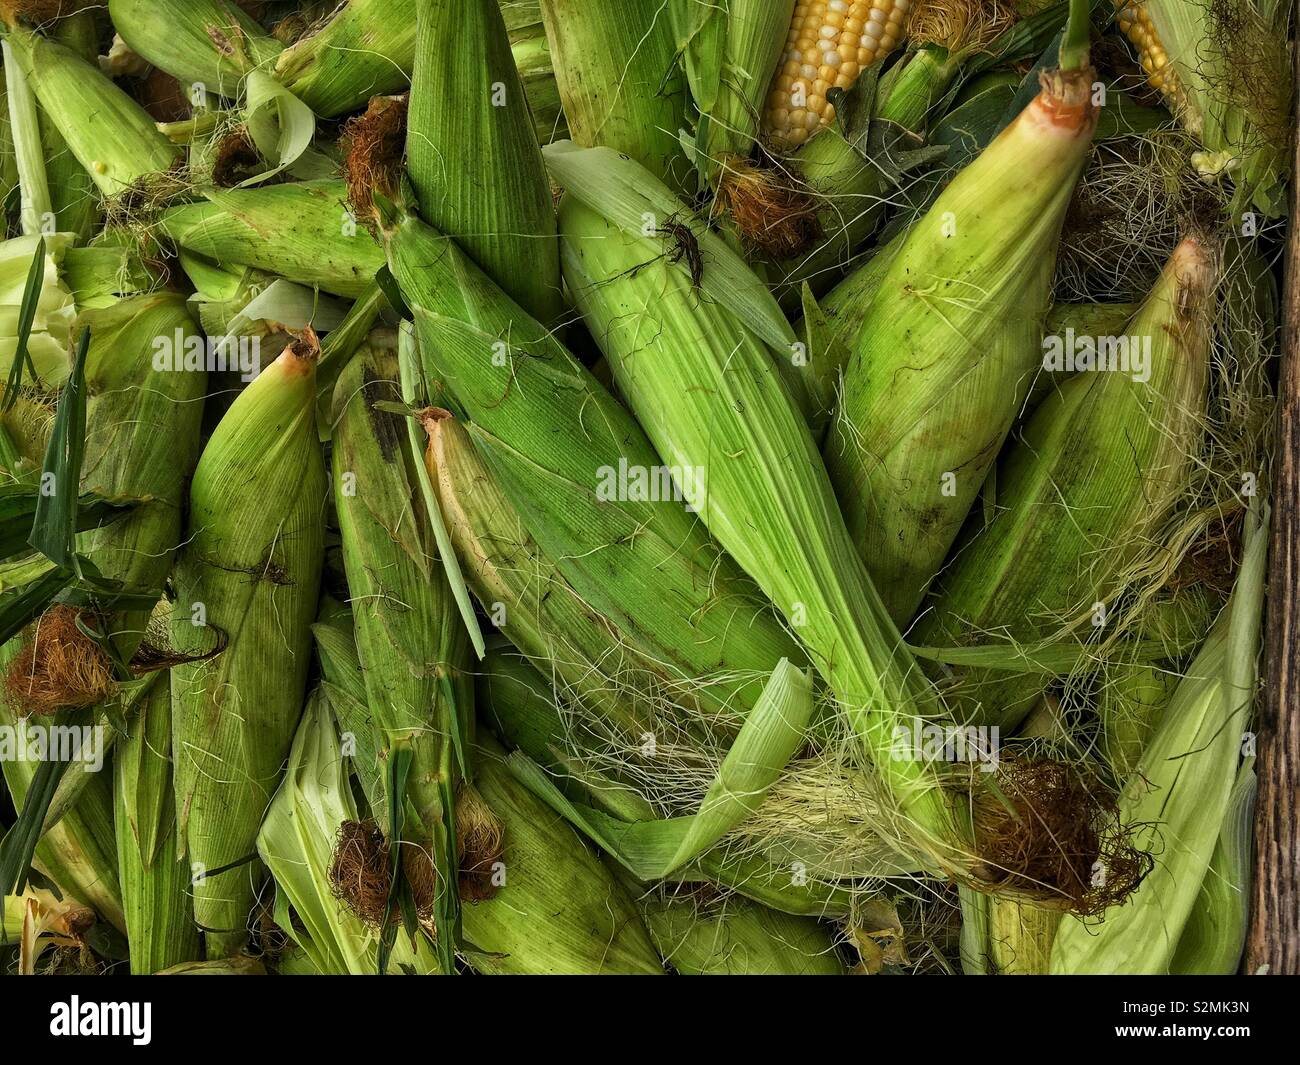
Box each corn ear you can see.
[505,5,565,140]
[108,0,283,100]
[463,734,664,975]
[1051,503,1265,974]
[477,645,868,918]
[1,232,77,389]
[114,671,202,974]
[1143,0,1290,216]
[640,888,845,975]
[918,237,1215,731]
[0,678,123,930]
[825,68,1098,625]
[171,336,326,958]
[382,205,804,728]
[674,0,794,175]
[275,0,416,117]
[78,293,209,658]
[4,29,180,195]
[160,181,385,299]
[256,689,441,975]
[538,0,693,192]
[331,337,471,954]
[407,0,562,324]
[550,143,970,879]
[959,888,1060,974]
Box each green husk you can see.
[274,0,416,118]
[171,335,326,958]
[0,676,123,930]
[507,10,565,141]
[1051,502,1266,974]
[476,644,873,917]
[331,336,473,962]
[824,67,1098,625]
[538,0,693,192]
[108,0,283,99]
[1,232,76,389]
[673,0,794,179]
[639,887,845,975]
[256,689,440,975]
[426,410,793,742]
[959,887,1060,975]
[77,293,209,658]
[1145,0,1290,216]
[160,181,385,299]
[1169,758,1255,974]
[549,142,974,883]
[114,671,202,974]
[4,29,181,195]
[406,0,562,324]
[382,205,804,731]
[917,237,1215,731]
[462,733,665,975]
[157,956,267,975]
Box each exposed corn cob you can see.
[538,0,692,191]
[824,65,1098,625]
[171,334,326,958]
[762,0,915,149]
[639,887,846,975]
[1052,504,1265,974]
[160,181,386,299]
[114,671,202,974]
[550,144,973,882]
[4,29,181,195]
[916,237,1216,731]
[382,205,804,730]
[108,0,283,100]
[406,0,562,324]
[332,337,476,963]
[1114,1,1186,114]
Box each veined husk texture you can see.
[916,236,1215,731]
[824,67,1098,625]
[171,336,325,958]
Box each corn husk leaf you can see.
[407,0,561,324]
[114,671,202,974]
[171,338,326,958]
[160,181,385,298]
[640,887,845,975]
[1050,503,1266,974]
[107,0,283,99]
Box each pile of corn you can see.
[0,0,1286,976]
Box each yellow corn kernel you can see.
[1114,2,1187,114]
[762,0,913,149]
